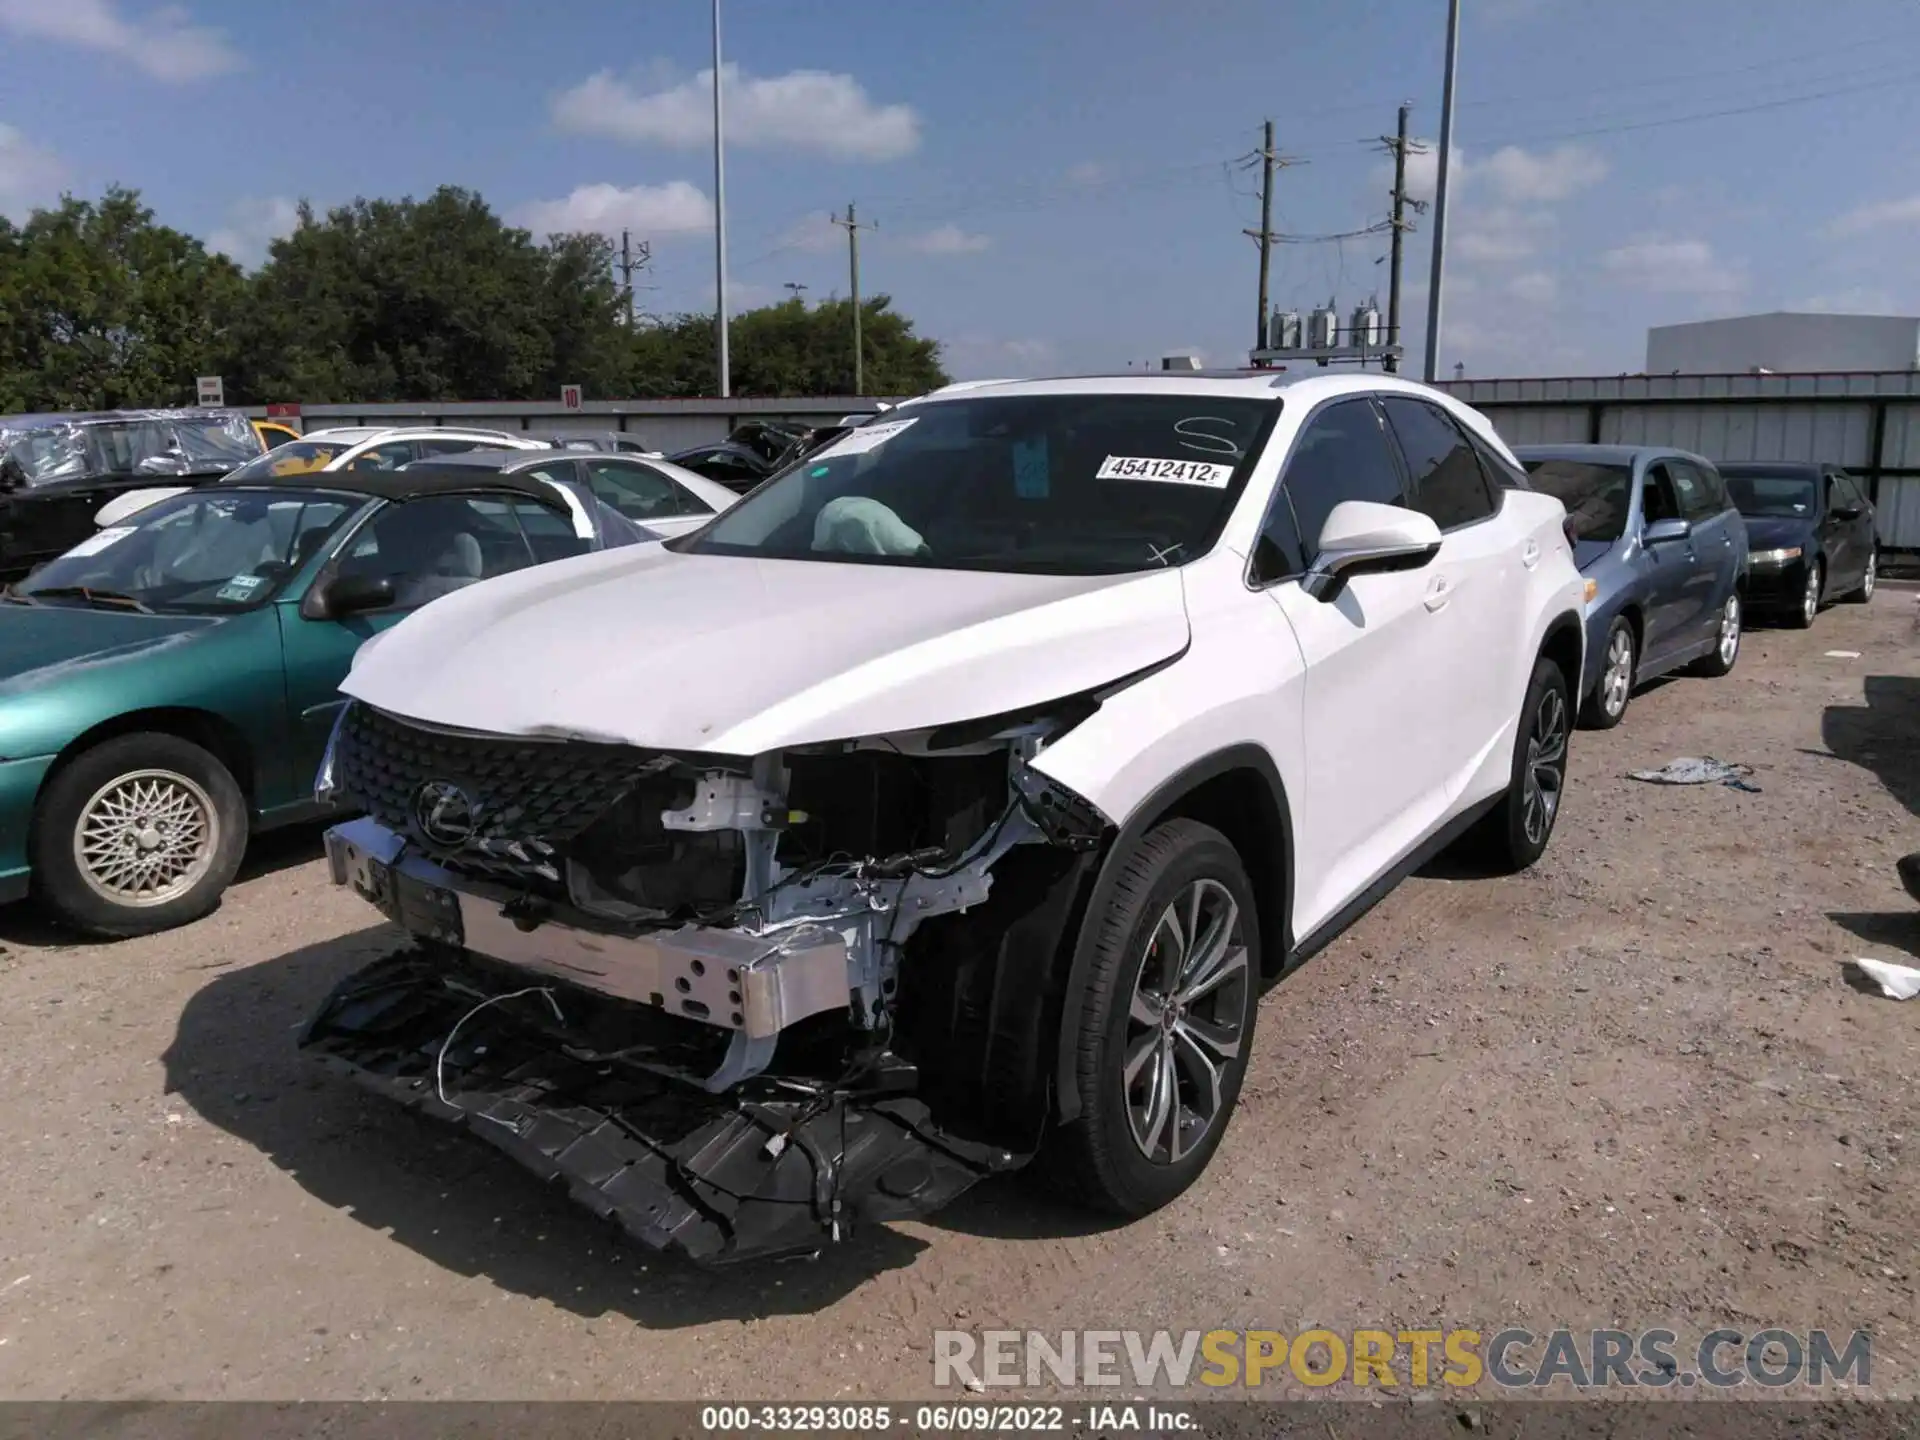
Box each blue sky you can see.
[4,0,1920,384]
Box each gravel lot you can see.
[1,597,1916,1402]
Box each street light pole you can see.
[711,0,731,397]
[1422,0,1461,383]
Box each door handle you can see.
[1521,538,1541,570]
[1424,574,1453,612]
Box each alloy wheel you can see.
[72,768,220,907]
[1522,687,1568,847]
[1601,628,1634,717]
[1123,878,1250,1165]
[1864,552,1877,600]
[1803,566,1820,626]
[1717,595,1741,668]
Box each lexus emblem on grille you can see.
[412,780,478,847]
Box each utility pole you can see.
[711,0,730,396]
[832,203,876,394]
[1423,0,1463,383]
[1241,122,1300,361]
[616,230,653,325]
[1377,105,1427,374]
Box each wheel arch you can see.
[1049,743,1294,1127]
[1538,609,1584,704]
[40,708,256,813]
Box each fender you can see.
[1048,743,1295,1127]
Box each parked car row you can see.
[1513,447,1877,730]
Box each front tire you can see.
[30,733,248,937]
[1788,560,1822,629]
[1045,819,1259,1217]
[1580,617,1635,730]
[1475,655,1570,874]
[1691,592,1742,677]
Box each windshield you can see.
[681,393,1278,575]
[224,438,358,482]
[1722,470,1817,519]
[13,487,360,612]
[1520,459,1633,542]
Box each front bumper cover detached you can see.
[300,948,1024,1265]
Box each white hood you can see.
[342,543,1191,754]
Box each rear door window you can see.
[1380,397,1498,530]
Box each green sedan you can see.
[0,465,645,936]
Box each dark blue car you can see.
[1513,444,1749,729]
[1717,461,1878,628]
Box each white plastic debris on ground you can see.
[1850,957,1920,1000]
[1628,757,1761,792]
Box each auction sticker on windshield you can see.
[63,525,137,558]
[815,417,918,459]
[1097,455,1235,488]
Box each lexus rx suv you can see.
[304,372,1586,1263]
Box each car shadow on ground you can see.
[1822,674,1920,820]
[0,820,333,948]
[162,927,933,1328]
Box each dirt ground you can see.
[0,596,1916,1404]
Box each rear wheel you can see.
[30,733,248,937]
[1845,549,1876,603]
[1691,592,1742,677]
[1474,656,1570,874]
[1044,819,1259,1217]
[1580,618,1635,729]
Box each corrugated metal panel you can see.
[1878,403,1920,468]
[1877,478,1920,548]
[1599,403,1873,465]
[1436,370,1920,405]
[1475,406,1589,445]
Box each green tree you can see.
[629,296,948,398]
[233,187,632,404]
[0,187,247,413]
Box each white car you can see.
[401,446,741,540]
[91,426,550,527]
[304,371,1585,1263]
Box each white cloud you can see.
[0,122,64,219]
[552,64,920,161]
[1600,238,1743,295]
[903,223,991,256]
[207,196,299,268]
[1506,270,1559,306]
[1473,144,1608,204]
[1789,285,1896,313]
[1453,206,1549,263]
[511,180,714,239]
[1825,195,1920,239]
[1065,161,1108,188]
[0,0,241,82]
[940,334,1058,379]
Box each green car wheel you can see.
[31,733,249,937]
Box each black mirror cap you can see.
[304,573,395,620]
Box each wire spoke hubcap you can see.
[1522,687,1567,846]
[1603,629,1633,715]
[73,769,219,907]
[1719,596,1741,666]
[1124,877,1249,1165]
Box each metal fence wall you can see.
[1435,371,1920,549]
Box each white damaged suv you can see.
[305,372,1585,1262]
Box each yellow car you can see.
[253,419,301,449]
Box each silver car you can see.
[1513,444,1749,729]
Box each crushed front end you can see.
[302,700,1108,1263]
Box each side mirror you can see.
[1831,504,1863,521]
[1301,500,1443,602]
[304,573,395,620]
[1643,517,1692,545]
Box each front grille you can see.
[334,703,657,885]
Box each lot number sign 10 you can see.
[561,384,583,411]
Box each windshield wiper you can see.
[20,585,153,613]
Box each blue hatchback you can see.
[1512,444,1749,729]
